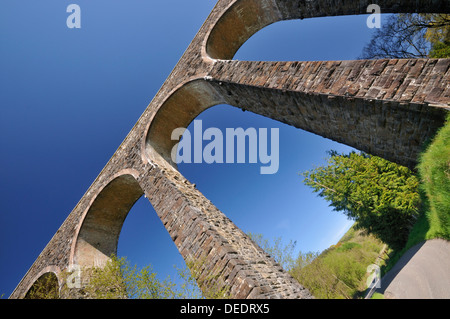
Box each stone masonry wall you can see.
[206,59,449,169]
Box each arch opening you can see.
[117,196,198,295]
[74,174,144,268]
[205,0,448,60]
[233,15,384,62]
[25,272,59,299]
[146,80,225,167]
[73,173,203,298]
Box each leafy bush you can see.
[302,151,420,250]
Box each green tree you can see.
[78,256,179,299]
[24,272,60,299]
[78,255,229,299]
[24,255,230,299]
[424,14,450,58]
[301,151,420,250]
[360,14,450,59]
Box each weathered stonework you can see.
[10,0,449,299]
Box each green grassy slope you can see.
[290,224,387,299]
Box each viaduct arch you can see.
[11,0,449,299]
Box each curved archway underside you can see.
[74,174,144,268]
[12,0,449,299]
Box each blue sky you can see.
[0,1,379,297]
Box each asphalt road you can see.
[376,238,450,299]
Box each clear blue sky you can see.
[0,1,380,297]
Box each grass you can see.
[416,113,450,240]
[382,113,450,275]
[370,292,384,299]
[290,224,386,299]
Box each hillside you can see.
[290,223,387,299]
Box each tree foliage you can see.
[80,256,230,299]
[25,255,229,299]
[24,231,388,300]
[24,272,60,299]
[425,14,450,58]
[80,256,180,299]
[360,14,450,59]
[301,151,420,250]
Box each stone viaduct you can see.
[11,0,449,299]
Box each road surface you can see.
[376,238,450,299]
